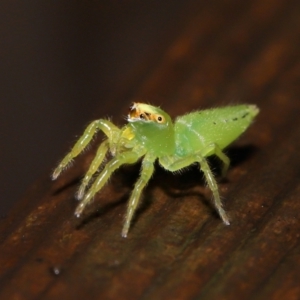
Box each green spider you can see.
[52,102,259,237]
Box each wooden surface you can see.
[1,0,300,299]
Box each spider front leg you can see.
[159,153,230,225]
[122,155,155,238]
[76,140,109,200]
[75,151,140,217]
[52,119,119,180]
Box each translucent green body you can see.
[52,103,259,237]
[126,112,175,156]
[174,105,257,157]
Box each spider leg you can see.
[122,156,155,238]
[76,140,109,200]
[201,143,230,177]
[159,153,230,225]
[198,157,230,225]
[52,119,119,180]
[75,151,140,217]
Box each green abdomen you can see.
[174,105,259,157]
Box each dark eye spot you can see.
[140,114,145,119]
[157,116,163,122]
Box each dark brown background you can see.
[0,0,192,214]
[1,0,300,299]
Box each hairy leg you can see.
[122,156,155,238]
[159,153,230,225]
[76,140,109,200]
[52,119,119,180]
[201,143,230,177]
[75,151,140,217]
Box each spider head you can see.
[127,102,175,155]
[128,102,170,125]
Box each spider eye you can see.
[140,113,145,119]
[157,115,164,123]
